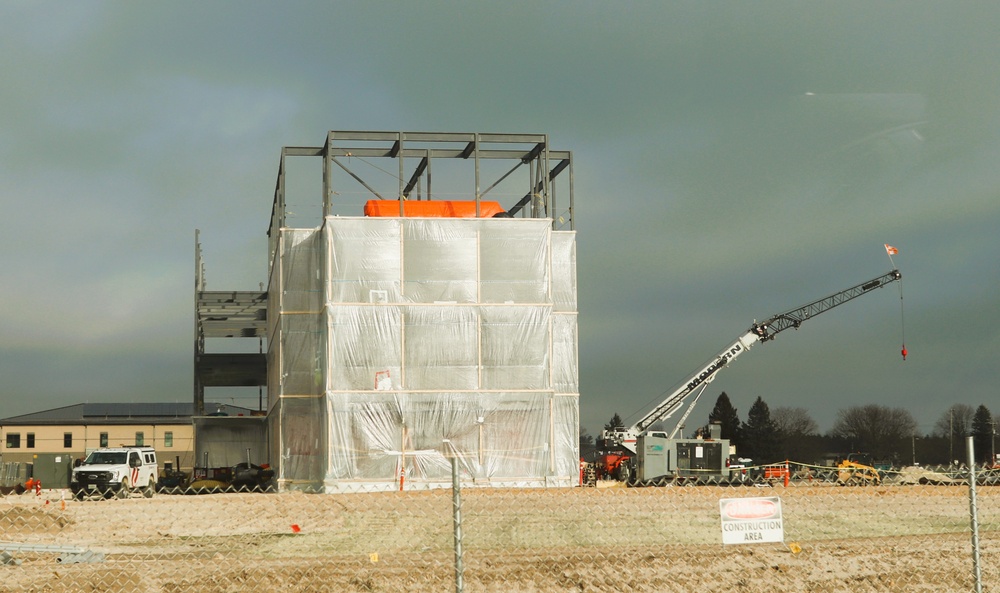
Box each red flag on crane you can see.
[885,243,906,360]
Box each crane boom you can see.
[601,269,901,454]
[750,268,903,342]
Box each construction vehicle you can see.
[594,268,902,485]
[156,456,190,494]
[185,449,275,494]
[836,453,883,485]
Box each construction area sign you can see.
[719,496,783,545]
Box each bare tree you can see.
[932,403,975,463]
[932,403,975,438]
[772,407,819,438]
[773,406,821,463]
[830,405,917,461]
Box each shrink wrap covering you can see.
[270,217,579,491]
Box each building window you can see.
[64,433,72,448]
[5,433,20,449]
[100,432,108,447]
[26,433,35,448]
[164,432,173,448]
[135,432,144,446]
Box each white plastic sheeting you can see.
[269,216,579,492]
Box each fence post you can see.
[449,443,465,593]
[967,436,982,593]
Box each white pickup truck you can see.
[70,446,158,500]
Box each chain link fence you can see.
[2,451,999,592]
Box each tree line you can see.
[583,394,997,467]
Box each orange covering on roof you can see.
[364,200,506,218]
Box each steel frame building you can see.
[195,131,578,491]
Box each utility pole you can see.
[950,411,954,465]
[992,420,996,467]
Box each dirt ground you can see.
[0,484,997,592]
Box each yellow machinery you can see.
[837,453,882,485]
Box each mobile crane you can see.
[594,268,902,485]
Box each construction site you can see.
[2,131,999,592]
[193,131,580,493]
[192,129,902,495]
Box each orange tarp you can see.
[364,200,506,218]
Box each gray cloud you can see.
[1,2,998,436]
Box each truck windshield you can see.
[84,452,127,465]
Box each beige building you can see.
[0,402,254,471]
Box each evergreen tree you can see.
[604,413,624,431]
[708,392,742,448]
[594,413,627,449]
[579,427,596,461]
[972,405,994,465]
[741,396,780,464]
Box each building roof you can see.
[0,402,259,426]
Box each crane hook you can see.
[901,345,907,361]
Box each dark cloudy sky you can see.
[2,2,998,437]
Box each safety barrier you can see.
[0,462,24,488]
[0,439,995,592]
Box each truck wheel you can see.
[116,479,130,499]
[73,489,85,501]
[143,481,155,498]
